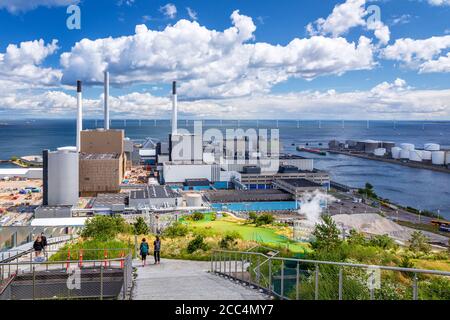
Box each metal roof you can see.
[80,153,119,160]
[130,185,179,200]
[277,179,322,188]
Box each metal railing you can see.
[0,253,133,300]
[211,250,450,300]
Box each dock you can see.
[328,150,450,174]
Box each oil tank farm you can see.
[43,147,79,206]
[391,147,402,159]
[432,151,445,165]
[409,150,423,162]
[424,143,440,151]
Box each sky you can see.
[0,0,449,120]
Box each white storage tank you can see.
[409,150,423,162]
[400,143,415,151]
[446,152,450,165]
[424,143,440,151]
[400,149,410,159]
[374,148,386,157]
[47,147,79,206]
[432,151,445,165]
[185,193,202,207]
[391,147,402,159]
[421,150,432,161]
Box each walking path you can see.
[132,258,268,300]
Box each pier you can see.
[328,150,450,174]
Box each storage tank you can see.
[391,147,402,159]
[424,143,440,151]
[421,150,432,161]
[446,152,450,165]
[432,151,445,165]
[400,149,410,159]
[381,142,396,152]
[374,148,386,157]
[185,193,202,207]
[409,150,423,162]
[47,147,79,206]
[364,140,380,154]
[400,143,415,151]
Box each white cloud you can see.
[160,3,177,19]
[427,0,450,6]
[307,0,390,45]
[382,36,450,73]
[0,39,62,88]
[2,79,449,120]
[0,0,76,13]
[187,7,198,21]
[60,10,375,99]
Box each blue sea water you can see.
[0,119,449,217]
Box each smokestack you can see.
[104,71,110,130]
[76,80,82,152]
[172,81,177,135]
[42,149,49,206]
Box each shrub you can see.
[347,229,367,246]
[219,231,242,249]
[255,214,275,226]
[81,215,130,241]
[189,212,205,221]
[163,222,189,238]
[187,235,209,254]
[133,217,149,235]
[368,234,397,250]
[409,231,431,254]
[50,239,133,261]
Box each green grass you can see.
[181,213,310,254]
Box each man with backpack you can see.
[139,238,149,267]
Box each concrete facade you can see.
[79,153,123,195]
[80,130,124,154]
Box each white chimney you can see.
[104,71,110,130]
[172,81,177,135]
[76,80,82,152]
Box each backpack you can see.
[140,242,149,254]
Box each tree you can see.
[312,215,342,250]
[163,222,188,238]
[347,229,367,246]
[409,231,431,254]
[369,234,397,250]
[187,235,209,253]
[81,215,130,241]
[255,214,275,226]
[133,217,149,235]
[248,212,257,224]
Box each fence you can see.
[0,249,133,300]
[211,250,450,300]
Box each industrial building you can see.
[79,153,123,196]
[43,147,79,207]
[273,179,325,197]
[129,185,181,209]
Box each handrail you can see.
[212,249,450,276]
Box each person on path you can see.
[140,238,149,267]
[153,236,161,265]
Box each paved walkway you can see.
[132,259,268,300]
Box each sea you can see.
[0,119,449,218]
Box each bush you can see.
[133,217,149,235]
[368,234,397,250]
[81,215,130,241]
[50,239,133,261]
[187,235,209,254]
[163,222,189,238]
[255,214,275,226]
[188,212,205,221]
[409,231,431,254]
[219,231,242,249]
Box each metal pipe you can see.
[76,80,82,153]
[315,264,319,300]
[280,260,285,299]
[104,71,110,130]
[171,81,177,135]
[296,262,300,300]
[338,267,343,300]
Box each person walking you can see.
[41,232,48,252]
[153,236,161,265]
[33,235,44,261]
[139,238,149,267]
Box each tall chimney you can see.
[104,71,110,130]
[76,80,82,152]
[171,81,178,135]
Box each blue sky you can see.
[0,0,449,119]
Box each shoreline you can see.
[327,150,450,174]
